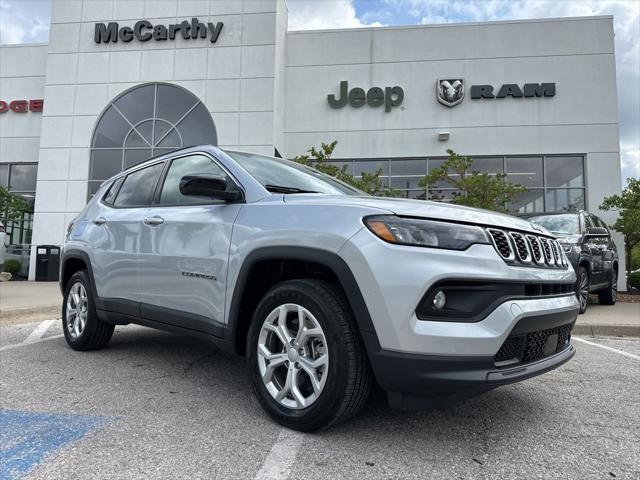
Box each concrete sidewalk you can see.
[0,280,638,335]
[572,302,640,337]
[0,281,61,324]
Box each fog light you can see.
[433,291,446,309]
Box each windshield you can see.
[226,151,364,196]
[528,214,580,236]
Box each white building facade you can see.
[0,0,624,285]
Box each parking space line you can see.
[254,428,304,480]
[23,319,56,344]
[573,337,640,360]
[0,320,63,353]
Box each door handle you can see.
[93,217,107,225]
[144,216,164,226]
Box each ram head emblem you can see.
[437,79,465,107]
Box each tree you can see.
[0,187,31,221]
[293,141,401,197]
[420,149,527,213]
[600,177,640,286]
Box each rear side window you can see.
[113,162,164,207]
[102,177,124,205]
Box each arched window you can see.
[89,83,217,196]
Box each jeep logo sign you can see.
[94,18,224,44]
[328,81,404,112]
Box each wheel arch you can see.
[578,258,591,276]
[60,249,97,298]
[226,246,379,357]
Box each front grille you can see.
[510,232,531,263]
[495,323,573,367]
[539,237,554,265]
[487,229,513,260]
[487,228,567,269]
[526,235,543,263]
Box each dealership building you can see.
[0,0,625,284]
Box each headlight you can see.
[364,215,489,250]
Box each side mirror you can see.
[179,174,242,202]
[585,226,608,236]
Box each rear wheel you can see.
[576,266,589,314]
[62,270,114,350]
[598,269,618,305]
[247,279,372,431]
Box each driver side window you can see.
[159,154,228,205]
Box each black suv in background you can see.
[524,211,618,314]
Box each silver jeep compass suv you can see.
[60,146,578,431]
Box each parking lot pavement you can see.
[1,321,638,480]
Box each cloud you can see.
[288,0,384,30]
[620,145,639,183]
[0,0,50,44]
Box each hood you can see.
[283,195,552,235]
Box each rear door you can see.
[89,162,164,307]
[583,214,605,285]
[138,152,242,336]
[595,216,616,282]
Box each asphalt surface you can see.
[1,320,639,480]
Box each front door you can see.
[138,153,241,336]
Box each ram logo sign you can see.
[437,79,465,107]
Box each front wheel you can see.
[62,270,114,350]
[576,266,589,314]
[598,269,618,305]
[247,279,372,432]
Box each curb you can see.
[0,306,61,326]
[573,323,640,338]
[1,306,639,337]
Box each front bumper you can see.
[362,305,577,410]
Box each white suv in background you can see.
[60,146,578,431]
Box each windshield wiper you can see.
[265,184,319,194]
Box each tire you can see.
[62,270,114,351]
[576,266,589,314]
[598,269,618,305]
[247,279,372,432]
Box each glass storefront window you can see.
[506,157,543,187]
[354,160,389,176]
[508,190,545,214]
[89,83,218,198]
[545,156,584,188]
[390,159,427,176]
[322,154,585,213]
[390,177,423,190]
[545,189,585,212]
[0,164,8,187]
[471,157,503,175]
[8,164,38,192]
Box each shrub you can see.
[629,271,640,290]
[3,259,21,275]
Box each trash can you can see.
[35,245,61,281]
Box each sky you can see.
[0,0,638,183]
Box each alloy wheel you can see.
[257,303,329,410]
[578,272,589,311]
[66,282,88,339]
